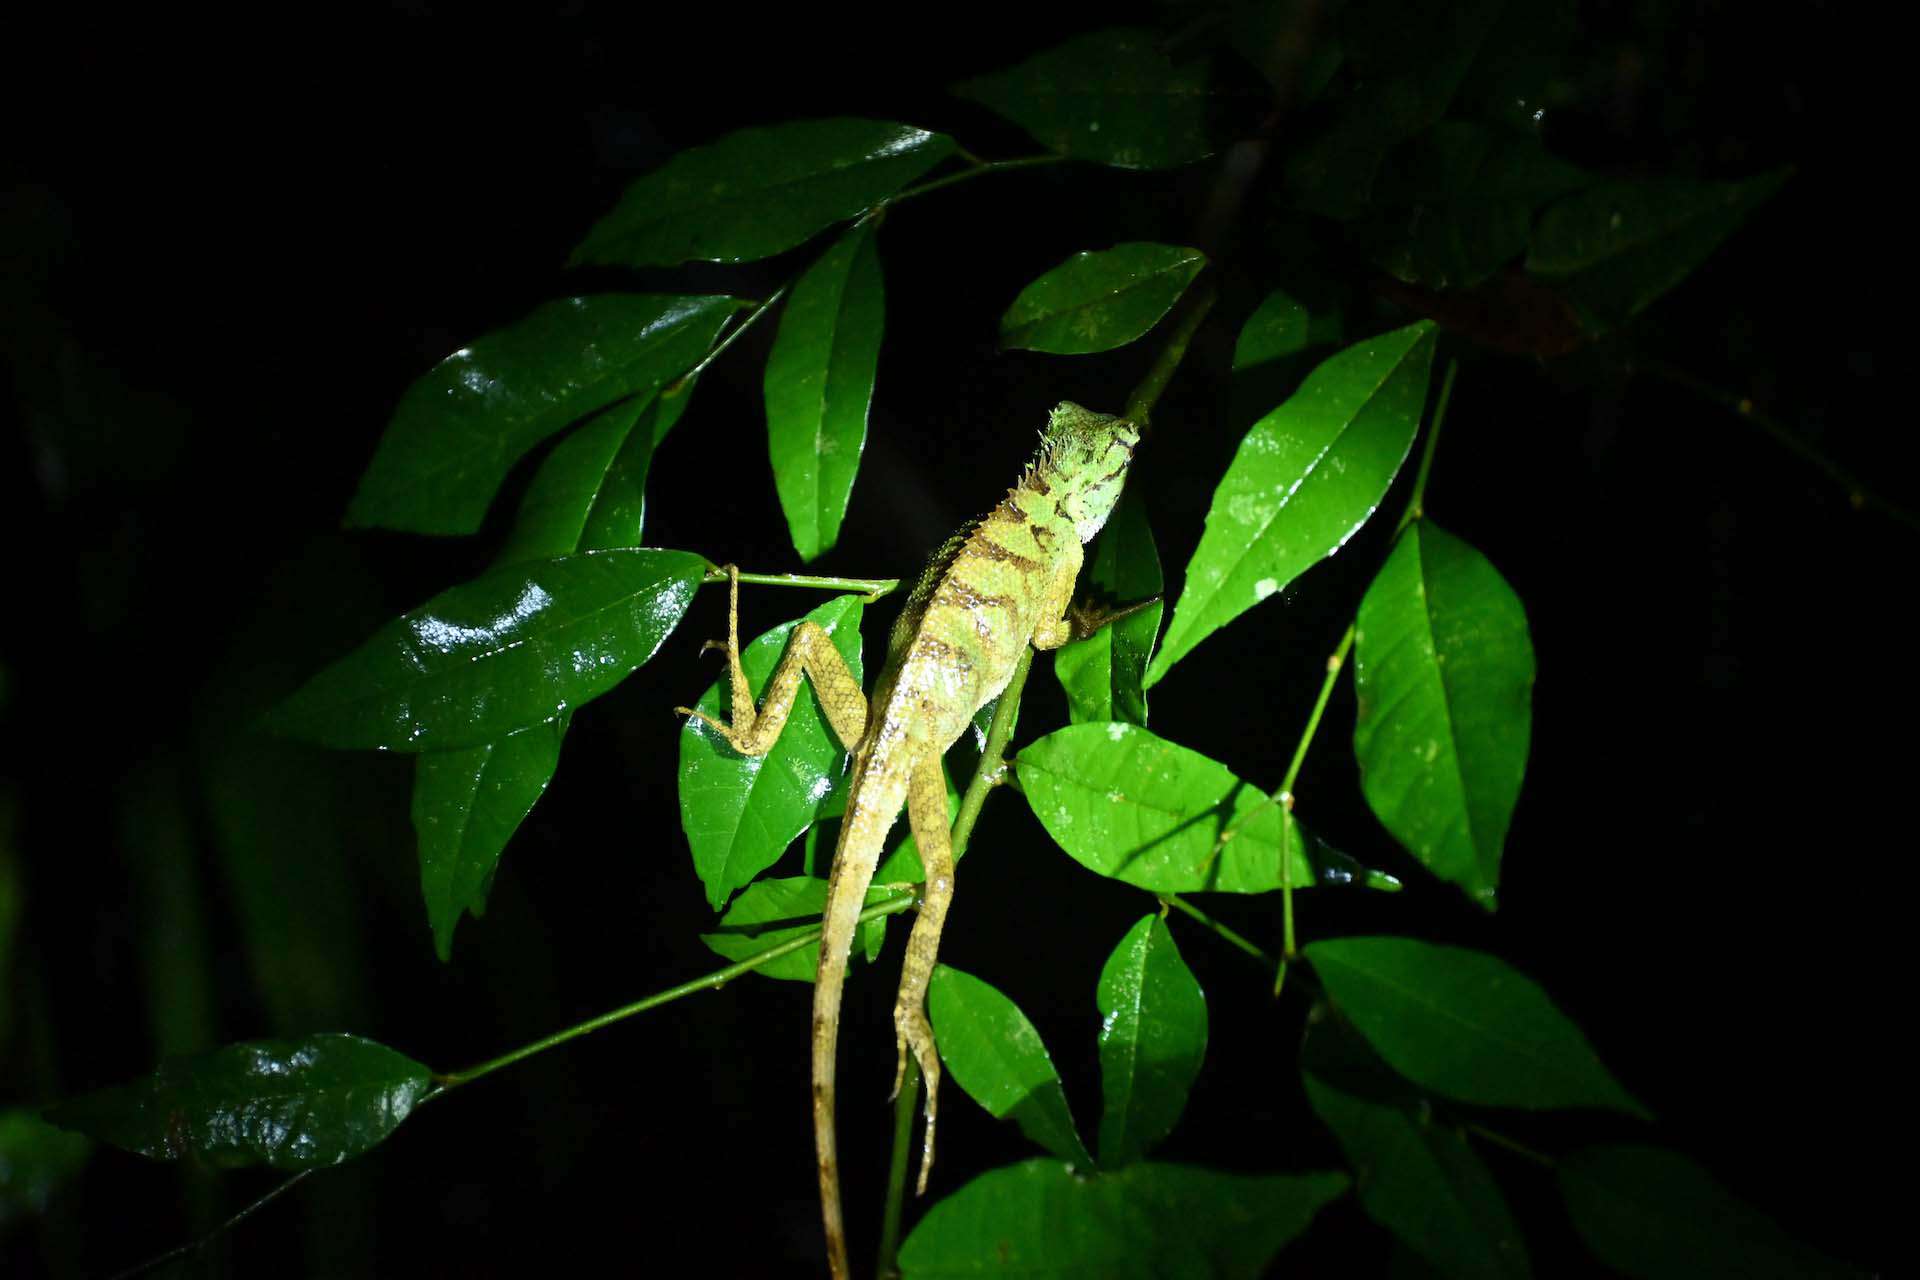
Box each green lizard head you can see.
[1036,402,1141,543]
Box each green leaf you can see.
[679,595,864,909]
[1018,722,1400,894]
[570,119,954,268]
[1054,489,1162,726]
[1096,917,1206,1167]
[1302,1010,1529,1279]
[46,1034,431,1171]
[698,876,887,982]
[1147,322,1435,687]
[413,717,566,962]
[1558,1145,1861,1280]
[272,549,705,752]
[1353,522,1533,907]
[0,1108,90,1226]
[955,28,1221,170]
[1000,243,1206,354]
[928,966,1091,1166]
[1233,287,1344,372]
[899,1158,1347,1279]
[1526,170,1789,327]
[1305,937,1646,1117]
[766,224,884,562]
[347,295,738,535]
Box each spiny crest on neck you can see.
[1018,401,1141,542]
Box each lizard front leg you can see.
[674,564,868,754]
[1031,542,1085,652]
[890,754,956,1195]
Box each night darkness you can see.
[2,8,1901,1277]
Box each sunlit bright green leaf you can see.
[570,119,954,267]
[679,595,864,909]
[698,876,886,982]
[347,295,737,535]
[1001,243,1206,354]
[1148,322,1435,686]
[1054,489,1162,726]
[413,717,566,962]
[955,29,1221,170]
[47,1035,431,1171]
[1303,1009,1529,1279]
[1527,170,1789,327]
[1096,917,1206,1167]
[271,549,706,752]
[1558,1145,1861,1279]
[1306,937,1646,1117]
[1019,722,1400,894]
[928,966,1091,1166]
[766,224,884,562]
[899,1158,1347,1279]
[1353,522,1533,907]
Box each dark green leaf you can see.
[766,224,884,562]
[1527,170,1789,327]
[47,1035,431,1171]
[1148,322,1435,686]
[928,966,1091,1166]
[1096,917,1206,1167]
[679,595,864,909]
[1306,937,1646,1117]
[955,29,1221,170]
[0,1108,90,1226]
[414,717,566,962]
[899,1158,1347,1279]
[1558,1145,1860,1279]
[1228,1,1345,104]
[271,549,706,752]
[347,295,737,535]
[1353,522,1533,907]
[1019,722,1401,894]
[1054,488,1162,726]
[570,119,954,267]
[1001,243,1206,355]
[698,876,887,981]
[1303,1010,1529,1279]
[1233,287,1345,372]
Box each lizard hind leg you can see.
[892,755,957,1195]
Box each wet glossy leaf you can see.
[47,1035,431,1171]
[1019,722,1400,894]
[1148,322,1435,686]
[928,966,1091,1166]
[766,224,884,562]
[698,876,886,982]
[1306,937,1646,1117]
[1303,1010,1529,1279]
[1001,243,1206,354]
[0,1108,90,1226]
[1527,170,1789,327]
[679,595,864,909]
[1353,522,1532,907]
[1233,287,1344,372]
[1558,1145,1860,1279]
[1054,489,1162,726]
[1096,917,1206,1167]
[955,29,1220,170]
[899,1158,1347,1279]
[347,295,737,535]
[414,717,566,963]
[272,549,705,752]
[570,119,954,267]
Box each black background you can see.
[2,6,1900,1276]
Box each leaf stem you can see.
[668,284,790,393]
[1396,357,1457,535]
[888,154,1066,205]
[1124,279,1219,427]
[876,1056,923,1280]
[434,893,918,1090]
[1463,1121,1556,1167]
[108,1170,313,1280]
[1161,894,1275,966]
[700,567,902,602]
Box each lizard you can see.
[675,402,1144,1279]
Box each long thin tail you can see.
[812,879,856,1280]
